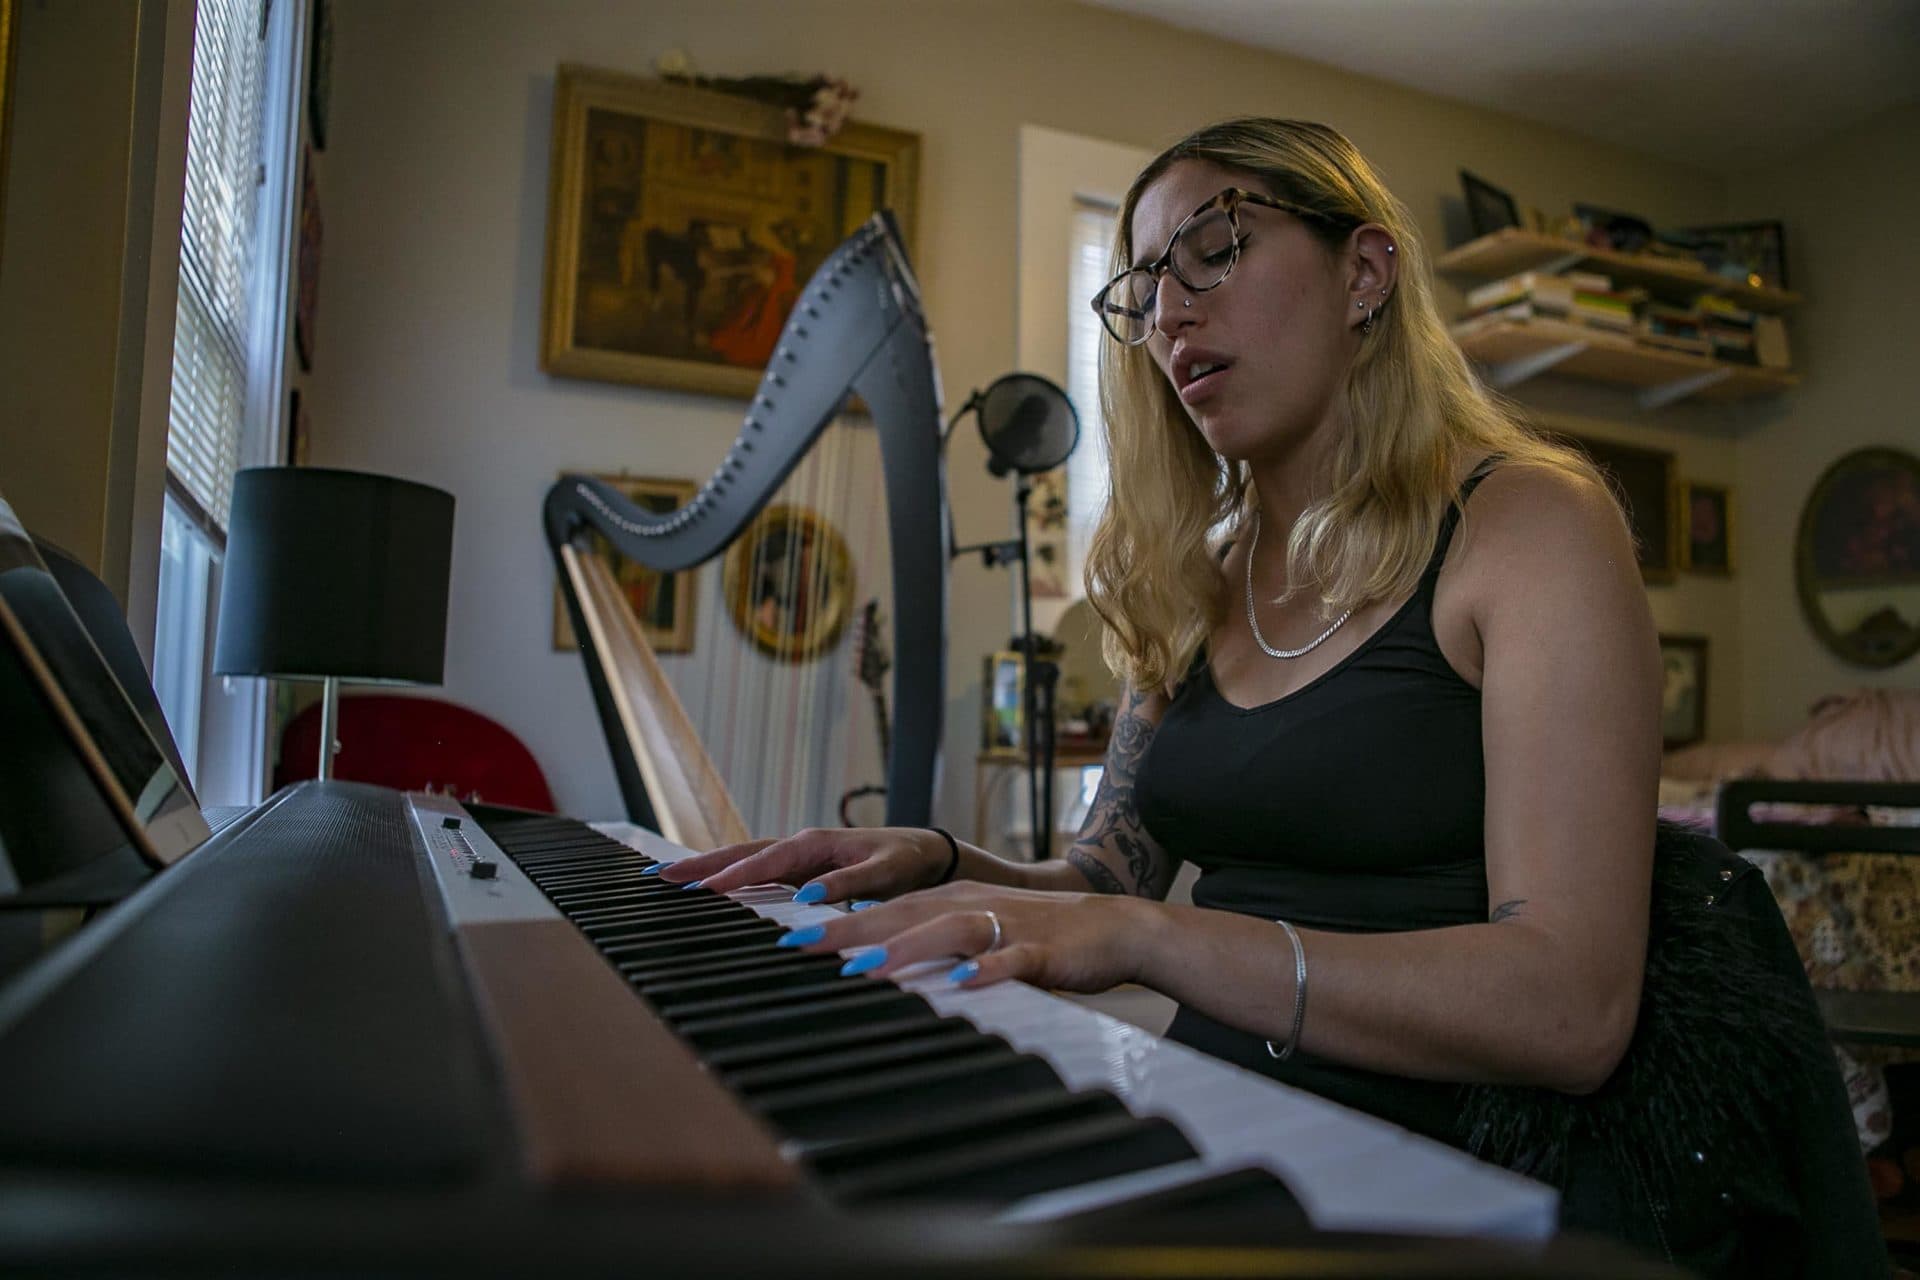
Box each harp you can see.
[544,211,946,847]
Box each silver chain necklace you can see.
[1244,510,1352,660]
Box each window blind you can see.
[1065,199,1116,581]
[166,0,267,533]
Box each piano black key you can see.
[619,947,833,988]
[538,870,669,895]
[653,976,896,1023]
[749,1049,1065,1144]
[645,969,867,1013]
[581,902,754,939]
[697,1011,953,1073]
[549,884,693,912]
[804,1087,1191,1203]
[615,940,794,981]
[508,844,639,865]
[826,1109,1196,1206]
[801,1086,1120,1170]
[634,954,847,1003]
[495,834,622,853]
[600,921,781,962]
[515,854,652,876]
[726,1031,1008,1099]
[575,893,752,921]
[570,892,726,926]
[675,987,931,1052]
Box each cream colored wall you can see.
[311,0,1776,825]
[1725,102,1920,739]
[0,0,184,639]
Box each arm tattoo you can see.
[1065,686,1178,898]
[1490,899,1527,923]
[1068,847,1128,895]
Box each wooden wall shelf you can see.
[1435,228,1802,314]
[1452,315,1799,410]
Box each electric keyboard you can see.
[0,782,1679,1276]
[415,792,1553,1235]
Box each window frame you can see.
[150,0,307,805]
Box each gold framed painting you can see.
[721,504,854,663]
[552,474,699,654]
[541,64,920,399]
[0,0,16,248]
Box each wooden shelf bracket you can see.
[1637,367,1734,411]
[1486,338,1590,388]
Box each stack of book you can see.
[1456,270,1792,372]
[1461,269,1646,334]
[1640,303,1712,356]
[1696,295,1760,365]
[1568,285,1646,333]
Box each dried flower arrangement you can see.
[655,49,860,147]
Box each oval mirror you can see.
[1794,446,1920,668]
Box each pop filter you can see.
[975,373,1079,477]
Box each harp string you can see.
[841,419,888,826]
[671,416,875,839]
[812,420,854,830]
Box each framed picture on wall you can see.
[1678,480,1734,574]
[552,474,699,654]
[1680,220,1788,290]
[1557,432,1678,583]
[540,65,920,399]
[981,651,1024,757]
[720,503,855,664]
[1794,446,1920,669]
[1459,170,1519,239]
[1658,634,1708,749]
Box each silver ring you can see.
[981,909,1004,954]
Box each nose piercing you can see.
[1183,298,1191,308]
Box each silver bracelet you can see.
[1265,919,1308,1062]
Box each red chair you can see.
[277,694,556,812]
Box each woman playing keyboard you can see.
[659,117,1879,1278]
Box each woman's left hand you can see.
[782,882,1155,992]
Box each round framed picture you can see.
[1794,446,1920,669]
[722,504,855,663]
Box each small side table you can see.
[972,742,1108,854]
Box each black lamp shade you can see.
[214,468,455,685]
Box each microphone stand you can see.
[954,472,1059,861]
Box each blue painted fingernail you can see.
[947,960,980,984]
[793,882,827,905]
[680,879,705,891]
[850,899,881,912]
[778,925,826,947]
[642,864,663,876]
[840,947,887,976]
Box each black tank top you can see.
[1136,458,1501,1145]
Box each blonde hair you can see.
[1086,118,1601,690]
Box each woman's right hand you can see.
[654,826,953,903]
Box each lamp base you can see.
[317,676,340,782]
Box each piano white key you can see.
[590,821,1557,1239]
